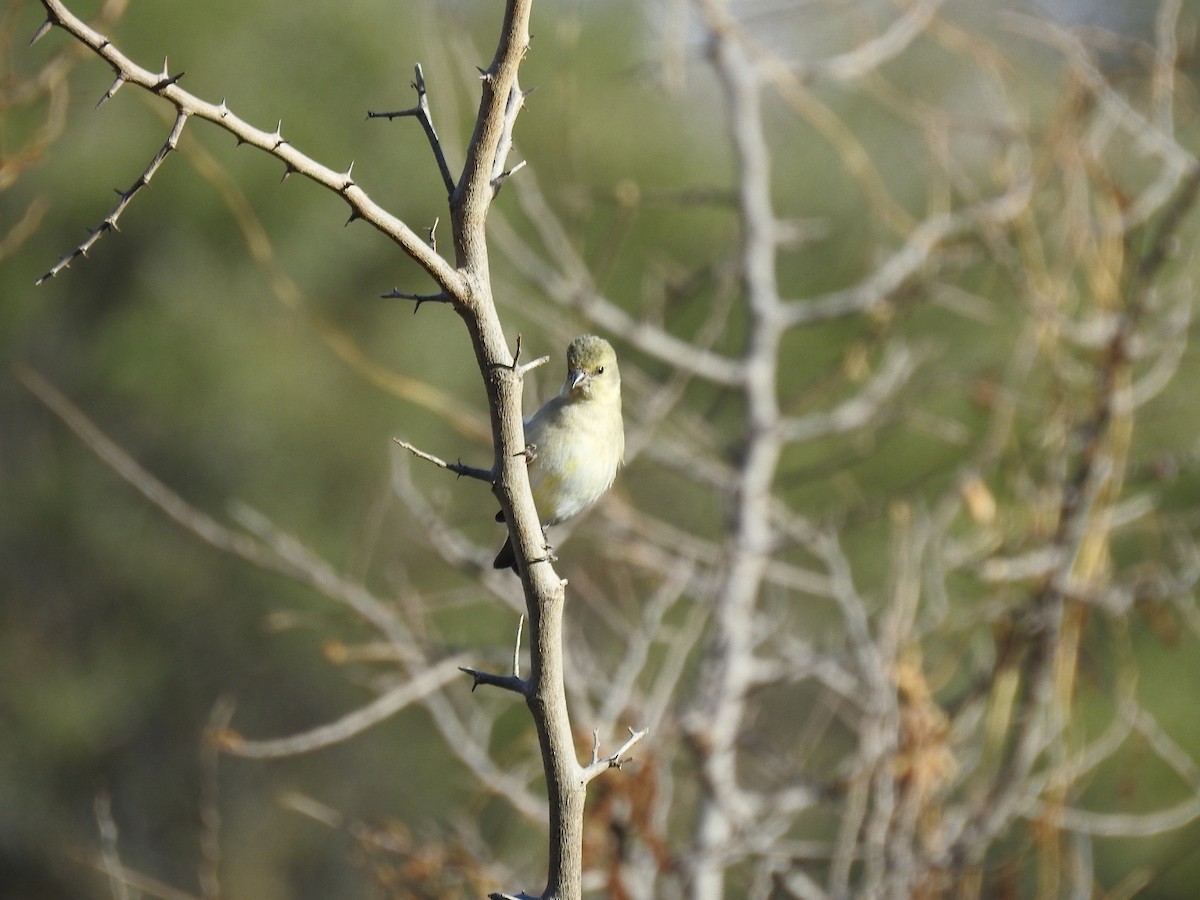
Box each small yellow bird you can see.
[494,335,625,571]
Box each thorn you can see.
[150,57,183,91]
[491,160,528,193]
[270,120,285,148]
[96,75,126,108]
[29,19,54,46]
[344,209,362,227]
[217,98,229,117]
[280,164,294,183]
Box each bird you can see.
[494,334,624,572]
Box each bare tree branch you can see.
[367,63,457,196]
[218,656,470,759]
[393,437,494,482]
[34,0,462,294]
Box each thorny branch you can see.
[32,0,460,293]
[367,63,457,197]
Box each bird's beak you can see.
[568,368,587,391]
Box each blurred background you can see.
[5,0,1200,897]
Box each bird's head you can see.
[562,334,620,403]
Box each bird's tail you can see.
[493,536,518,572]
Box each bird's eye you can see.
[596,366,605,375]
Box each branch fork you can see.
[460,615,528,695]
[582,727,649,784]
[367,63,456,197]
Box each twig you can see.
[782,183,1031,327]
[792,0,947,83]
[491,157,527,192]
[37,109,188,283]
[16,364,420,652]
[14,364,294,575]
[1042,792,1200,838]
[459,666,528,695]
[779,345,916,442]
[94,792,130,900]
[512,614,525,677]
[392,437,493,482]
[514,353,549,378]
[489,80,528,191]
[581,727,649,783]
[73,852,201,900]
[367,63,456,197]
[198,699,233,900]
[379,288,451,312]
[457,615,529,694]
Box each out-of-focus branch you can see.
[487,169,747,385]
[793,0,948,84]
[779,345,916,442]
[1002,10,1197,231]
[782,183,1033,327]
[218,656,470,758]
[14,365,316,588]
[683,3,788,895]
